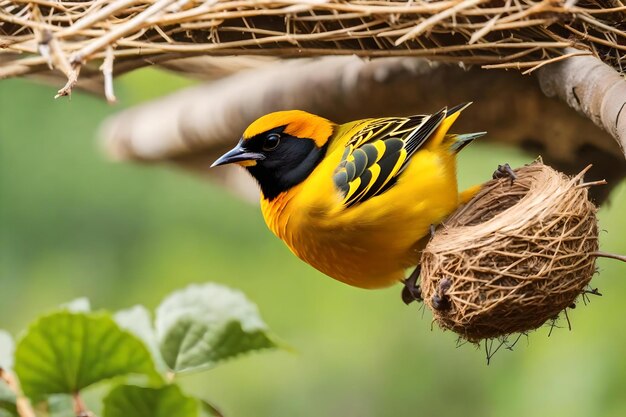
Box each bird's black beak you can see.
[211,143,265,168]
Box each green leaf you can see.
[0,381,15,403]
[114,306,166,372]
[103,384,198,417]
[200,399,224,417]
[0,406,17,417]
[0,381,17,417]
[46,394,74,417]
[156,283,277,373]
[14,311,161,399]
[0,331,14,371]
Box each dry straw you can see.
[1,0,625,97]
[420,162,606,342]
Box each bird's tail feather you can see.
[447,102,473,116]
[426,102,473,150]
[448,132,487,153]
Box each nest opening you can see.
[446,178,529,227]
[420,162,599,343]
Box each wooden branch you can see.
[100,56,625,203]
[538,50,626,155]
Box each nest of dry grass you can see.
[420,162,601,342]
[1,0,625,97]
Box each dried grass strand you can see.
[1,0,624,94]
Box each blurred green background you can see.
[1,73,625,417]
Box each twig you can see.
[468,0,507,45]
[58,0,141,38]
[54,62,81,99]
[0,368,36,417]
[563,308,572,331]
[589,252,626,263]
[71,0,182,64]
[576,180,607,188]
[521,50,592,75]
[100,46,117,103]
[395,0,485,45]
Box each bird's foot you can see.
[401,266,423,305]
[402,284,422,305]
[431,278,452,311]
[492,163,517,185]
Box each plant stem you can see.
[73,392,95,417]
[0,368,36,417]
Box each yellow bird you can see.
[212,103,485,300]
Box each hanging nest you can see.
[420,162,601,343]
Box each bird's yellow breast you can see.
[260,124,461,289]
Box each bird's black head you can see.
[211,111,334,201]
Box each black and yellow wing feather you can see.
[333,107,450,207]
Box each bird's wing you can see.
[333,109,447,207]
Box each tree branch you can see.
[100,56,625,203]
[538,49,626,155]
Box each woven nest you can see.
[1,0,625,96]
[420,162,599,343]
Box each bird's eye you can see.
[262,133,281,151]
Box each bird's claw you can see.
[401,284,422,305]
[431,277,452,311]
[492,163,517,185]
[401,266,423,305]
